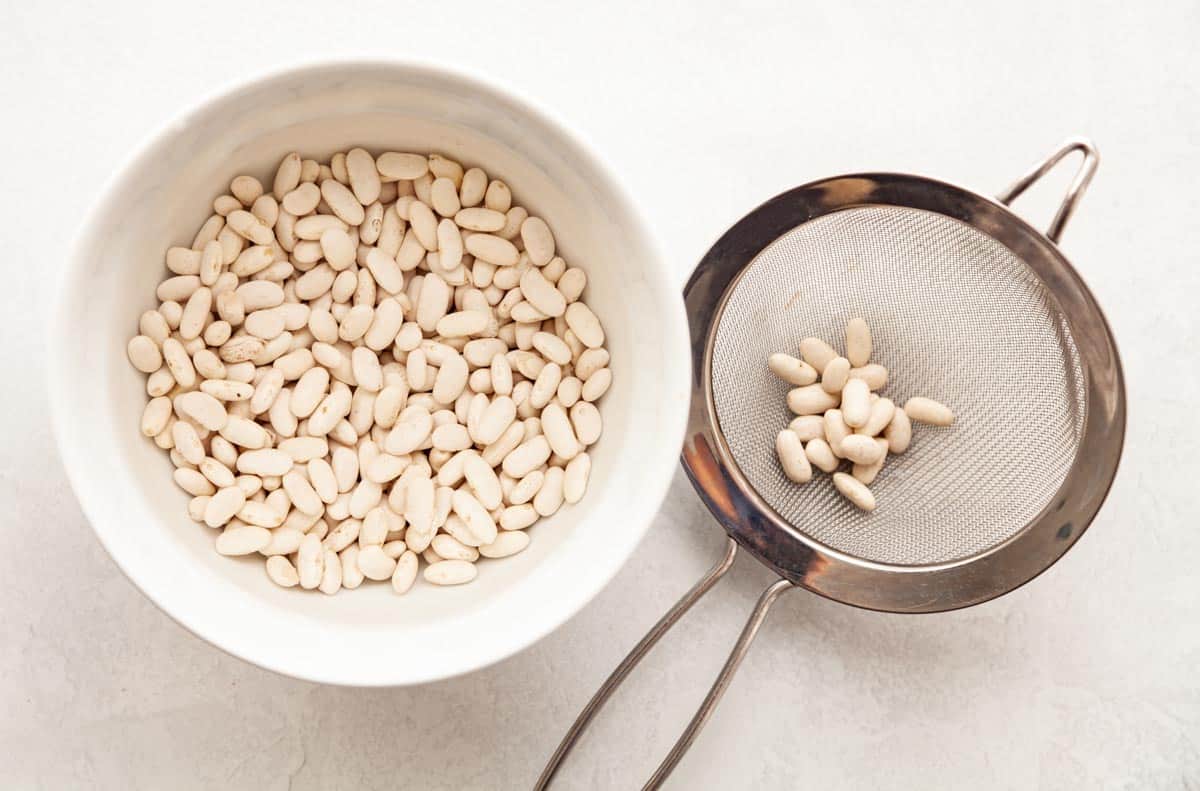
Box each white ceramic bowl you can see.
[50,60,689,686]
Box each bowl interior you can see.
[53,63,689,685]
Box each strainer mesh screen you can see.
[711,206,1086,565]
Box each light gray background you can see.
[2,1,1196,788]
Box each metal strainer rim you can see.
[680,163,1124,613]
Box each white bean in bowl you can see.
[123,148,613,598]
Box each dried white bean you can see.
[557,376,582,408]
[479,530,529,558]
[502,435,551,478]
[266,555,300,587]
[261,526,304,556]
[824,410,851,457]
[840,379,871,427]
[885,407,912,454]
[799,337,838,373]
[904,397,955,426]
[272,152,302,199]
[500,504,538,531]
[530,363,562,410]
[230,176,263,206]
[431,177,461,217]
[451,488,498,546]
[484,180,512,212]
[432,533,479,562]
[520,217,555,266]
[239,500,284,528]
[385,405,432,455]
[433,352,469,405]
[575,348,609,381]
[204,486,246,528]
[459,168,487,207]
[845,317,872,367]
[852,437,889,485]
[141,397,172,436]
[337,546,363,590]
[465,234,519,267]
[821,356,851,394]
[787,415,824,442]
[508,470,544,505]
[533,467,565,517]
[240,282,284,312]
[849,363,889,390]
[356,544,396,580]
[833,472,876,512]
[455,207,505,232]
[250,368,284,415]
[216,524,270,556]
[564,302,604,349]
[377,152,428,180]
[282,471,323,516]
[344,148,380,205]
[319,179,364,225]
[563,452,591,504]
[391,550,419,593]
[161,338,195,387]
[423,559,477,586]
[175,467,214,496]
[297,533,324,589]
[540,402,580,460]
[219,415,268,449]
[776,429,813,483]
[532,332,571,365]
[858,398,896,437]
[365,452,410,484]
[171,421,204,465]
[317,549,342,594]
[237,448,293,477]
[805,438,839,473]
[321,518,360,554]
[839,434,885,465]
[406,200,438,251]
[403,475,436,552]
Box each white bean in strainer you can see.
[538,138,1125,789]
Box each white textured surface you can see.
[2,1,1197,788]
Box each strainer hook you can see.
[997,137,1099,243]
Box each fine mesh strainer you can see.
[537,139,1125,789]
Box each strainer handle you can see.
[535,538,795,790]
[996,137,1099,243]
[642,577,795,789]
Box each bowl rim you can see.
[48,56,691,686]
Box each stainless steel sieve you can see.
[536,138,1124,789]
